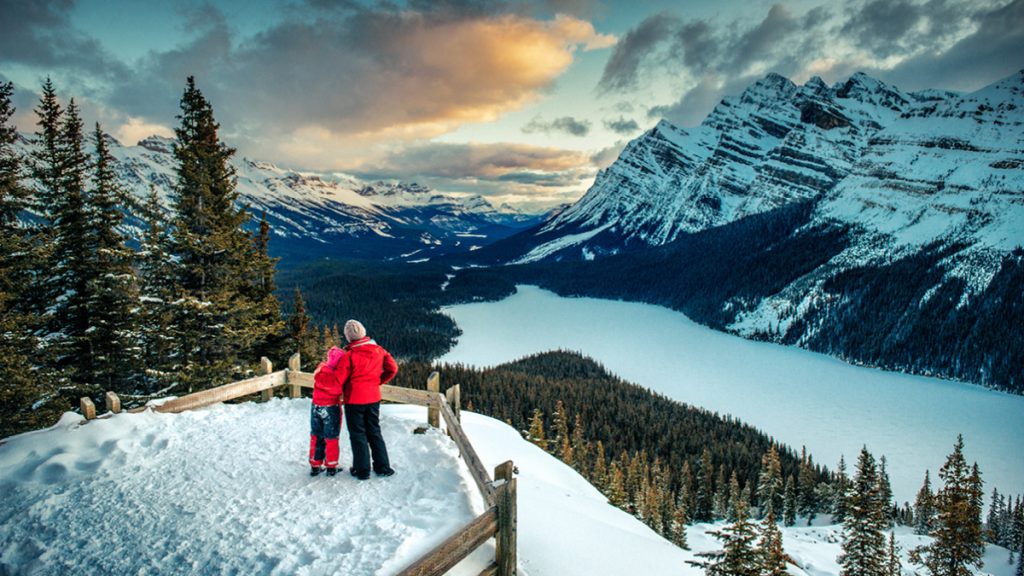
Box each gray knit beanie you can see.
[344,319,366,342]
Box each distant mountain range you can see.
[465,70,1024,393]
[15,134,544,263]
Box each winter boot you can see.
[310,466,322,477]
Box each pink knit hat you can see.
[344,319,366,342]
[326,346,344,369]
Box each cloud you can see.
[599,0,1021,129]
[602,116,639,134]
[113,117,175,146]
[354,141,592,179]
[589,139,628,168]
[522,115,592,136]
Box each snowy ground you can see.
[440,285,1024,504]
[0,399,1016,575]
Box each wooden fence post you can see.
[494,460,517,576]
[80,397,96,420]
[427,372,440,428]
[260,357,274,402]
[105,391,121,414]
[445,384,461,423]
[288,353,301,398]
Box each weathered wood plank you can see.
[396,508,498,576]
[494,461,513,483]
[260,357,274,402]
[289,371,315,389]
[445,384,461,423]
[495,478,517,576]
[105,391,121,414]
[381,385,434,406]
[288,353,302,398]
[477,562,499,576]
[440,398,495,507]
[80,397,96,420]
[154,371,287,414]
[427,372,440,428]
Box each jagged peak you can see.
[137,135,175,154]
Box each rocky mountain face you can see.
[17,134,541,264]
[471,70,1024,392]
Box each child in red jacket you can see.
[309,346,345,476]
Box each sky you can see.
[2,0,1022,210]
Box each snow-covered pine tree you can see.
[728,471,744,523]
[138,187,177,391]
[914,470,936,535]
[696,482,761,576]
[878,456,895,527]
[714,466,730,521]
[911,435,985,576]
[552,400,569,455]
[170,76,261,388]
[694,448,715,522]
[0,81,53,437]
[887,531,902,576]
[838,446,887,576]
[799,448,819,524]
[86,124,141,394]
[759,507,787,576]
[757,445,784,518]
[988,488,1006,545]
[783,475,797,526]
[679,460,695,523]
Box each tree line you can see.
[0,78,305,437]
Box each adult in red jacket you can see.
[337,319,398,479]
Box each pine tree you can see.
[760,508,788,576]
[695,447,715,522]
[552,399,569,455]
[26,78,63,333]
[887,531,902,576]
[911,435,985,576]
[798,448,819,524]
[0,81,53,436]
[987,488,1005,545]
[671,491,689,549]
[914,470,936,536]
[288,288,318,371]
[783,475,797,526]
[527,408,546,449]
[758,445,784,518]
[86,124,141,393]
[877,456,895,528]
[570,413,588,475]
[838,446,887,576]
[137,187,177,391]
[592,440,608,490]
[679,460,694,523]
[834,455,850,522]
[170,76,260,387]
[714,466,730,521]
[245,212,284,362]
[728,471,744,523]
[696,483,761,576]
[607,460,627,508]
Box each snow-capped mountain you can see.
[16,134,543,264]
[483,70,1023,264]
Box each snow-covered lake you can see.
[440,285,1024,503]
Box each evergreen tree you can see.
[728,471,744,523]
[757,445,784,518]
[877,456,895,528]
[170,76,260,387]
[987,488,1005,545]
[86,124,141,393]
[696,484,761,576]
[570,413,588,475]
[679,460,694,523]
[783,475,797,526]
[26,78,62,337]
[695,447,715,522]
[552,399,569,455]
[760,508,788,576]
[527,408,546,449]
[799,448,819,524]
[288,288,318,371]
[137,187,177,391]
[592,440,608,491]
[246,212,284,362]
[671,491,689,550]
[834,455,850,522]
[838,446,887,576]
[911,435,985,576]
[914,470,936,536]
[887,531,902,576]
[0,81,52,436]
[714,466,730,521]
[607,460,627,508]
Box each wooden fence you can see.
[81,354,517,576]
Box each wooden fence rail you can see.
[81,353,517,575]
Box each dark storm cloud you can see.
[522,116,592,136]
[0,0,129,82]
[603,116,639,134]
[597,12,680,93]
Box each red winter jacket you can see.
[335,337,398,405]
[312,347,346,406]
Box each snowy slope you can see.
[1,399,1017,575]
[14,134,540,263]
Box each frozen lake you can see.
[441,285,1024,503]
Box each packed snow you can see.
[440,286,1024,504]
[2,396,1017,575]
